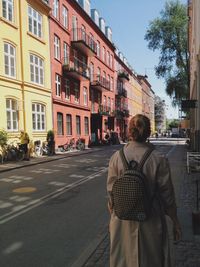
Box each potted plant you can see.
[46,130,55,155]
[0,129,8,163]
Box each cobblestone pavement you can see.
[83,144,200,267]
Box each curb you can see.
[0,148,103,174]
[71,229,109,267]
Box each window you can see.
[103,95,106,111]
[111,77,113,91]
[89,33,94,50]
[30,54,44,85]
[108,97,111,111]
[62,5,68,28]
[6,98,18,131]
[83,87,88,106]
[4,42,16,77]
[111,98,114,111]
[63,42,69,64]
[110,55,113,68]
[81,25,86,42]
[2,0,14,22]
[102,47,105,62]
[108,74,110,89]
[89,62,94,82]
[107,51,110,66]
[53,0,59,19]
[54,35,60,60]
[76,116,81,135]
[28,6,42,38]
[66,114,72,135]
[74,83,79,103]
[96,41,100,57]
[57,112,63,135]
[32,103,45,131]
[72,16,78,41]
[65,78,70,100]
[55,74,61,96]
[97,67,101,81]
[84,117,89,135]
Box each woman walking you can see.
[107,114,181,267]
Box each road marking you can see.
[0,167,107,225]
[12,187,37,193]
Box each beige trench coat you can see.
[107,141,177,267]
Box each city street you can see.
[0,141,178,267]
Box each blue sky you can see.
[91,0,187,119]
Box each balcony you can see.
[71,28,97,57]
[90,74,110,92]
[117,88,127,98]
[115,109,130,118]
[118,71,129,81]
[98,105,113,116]
[62,57,90,81]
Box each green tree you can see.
[145,0,189,106]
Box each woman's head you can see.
[128,114,151,142]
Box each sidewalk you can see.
[82,144,200,267]
[0,147,103,173]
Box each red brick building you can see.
[49,0,115,147]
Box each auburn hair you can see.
[128,114,151,142]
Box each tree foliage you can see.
[145,0,189,105]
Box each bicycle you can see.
[76,138,85,151]
[6,141,25,161]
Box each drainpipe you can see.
[19,0,26,131]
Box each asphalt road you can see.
[0,146,120,267]
[0,142,175,267]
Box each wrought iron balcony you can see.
[115,109,130,118]
[98,104,112,116]
[90,74,110,91]
[118,70,129,81]
[71,28,97,57]
[117,88,127,98]
[62,57,90,81]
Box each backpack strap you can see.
[119,147,129,170]
[138,146,154,171]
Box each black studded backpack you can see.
[111,146,154,221]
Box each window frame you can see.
[74,83,80,103]
[57,112,63,135]
[30,54,44,85]
[4,42,16,77]
[84,116,89,135]
[32,103,46,131]
[28,5,42,38]
[66,114,72,135]
[76,115,81,135]
[2,0,14,22]
[6,98,18,131]
[53,0,59,19]
[65,78,70,100]
[54,35,60,60]
[55,74,61,96]
[83,87,88,106]
[62,5,68,29]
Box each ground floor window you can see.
[32,103,45,131]
[84,116,89,135]
[57,112,63,135]
[66,114,72,135]
[76,115,81,135]
[6,98,18,131]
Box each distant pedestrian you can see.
[20,130,30,160]
[107,114,181,267]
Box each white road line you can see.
[0,167,107,225]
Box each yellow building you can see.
[128,74,143,117]
[0,0,52,144]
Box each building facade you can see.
[0,0,52,143]
[188,0,200,151]
[49,0,115,147]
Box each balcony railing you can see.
[117,88,127,98]
[90,74,110,91]
[62,57,90,81]
[118,70,129,81]
[115,109,130,118]
[71,28,97,56]
[98,104,114,116]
